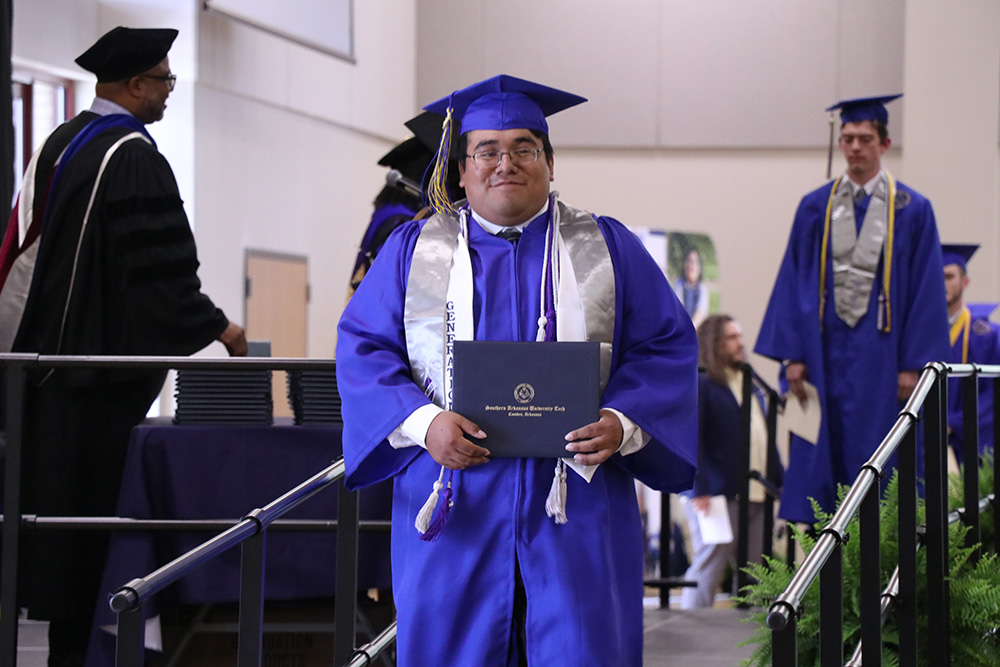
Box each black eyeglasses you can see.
[465,147,544,169]
[139,73,177,91]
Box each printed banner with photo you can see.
[630,228,719,329]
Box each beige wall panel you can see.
[659,0,839,148]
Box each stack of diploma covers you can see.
[173,341,274,425]
[287,367,342,426]
[452,341,600,457]
[173,369,273,425]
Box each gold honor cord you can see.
[950,306,971,363]
[818,175,841,327]
[428,107,456,215]
[882,172,896,332]
[818,172,896,332]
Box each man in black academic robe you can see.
[2,27,247,666]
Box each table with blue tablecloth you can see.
[86,418,392,665]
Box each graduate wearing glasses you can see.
[755,95,950,524]
[337,75,697,666]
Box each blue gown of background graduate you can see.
[948,303,1000,464]
[337,206,697,666]
[755,179,950,524]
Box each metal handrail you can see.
[345,621,398,667]
[1,352,338,370]
[0,515,391,531]
[765,360,1000,666]
[0,353,395,667]
[766,363,940,632]
[109,460,345,613]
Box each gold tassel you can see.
[428,106,456,215]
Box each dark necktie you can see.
[497,228,521,244]
[854,187,866,203]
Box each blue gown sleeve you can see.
[336,220,431,489]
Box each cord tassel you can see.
[420,483,454,542]
[545,459,568,524]
[415,467,445,535]
[419,468,455,542]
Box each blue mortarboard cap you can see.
[75,26,178,82]
[969,303,1000,321]
[941,243,979,272]
[423,74,586,136]
[420,75,585,214]
[826,94,902,125]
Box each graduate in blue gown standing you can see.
[942,243,1000,464]
[336,75,698,666]
[755,94,950,524]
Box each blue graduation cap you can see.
[941,243,979,272]
[826,94,902,125]
[423,74,587,136]
[420,75,586,213]
[75,26,178,82]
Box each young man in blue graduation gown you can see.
[943,243,1000,464]
[755,94,950,524]
[337,75,698,666]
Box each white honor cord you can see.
[536,216,551,341]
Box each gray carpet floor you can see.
[643,606,759,666]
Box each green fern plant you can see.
[736,462,1000,666]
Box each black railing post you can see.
[763,387,779,561]
[736,366,753,597]
[897,422,918,667]
[237,521,266,667]
[658,491,671,609]
[115,602,145,667]
[818,544,843,667]
[0,360,26,667]
[335,478,360,666]
[771,608,798,667]
[859,479,882,666]
[961,372,981,558]
[923,369,950,666]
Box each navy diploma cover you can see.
[452,341,600,457]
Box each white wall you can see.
[193,2,418,358]
[12,0,99,71]
[416,0,905,149]
[902,0,1000,308]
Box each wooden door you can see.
[245,250,309,418]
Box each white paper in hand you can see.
[781,380,821,445]
[696,495,734,545]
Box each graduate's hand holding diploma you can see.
[563,409,624,466]
[426,411,491,469]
